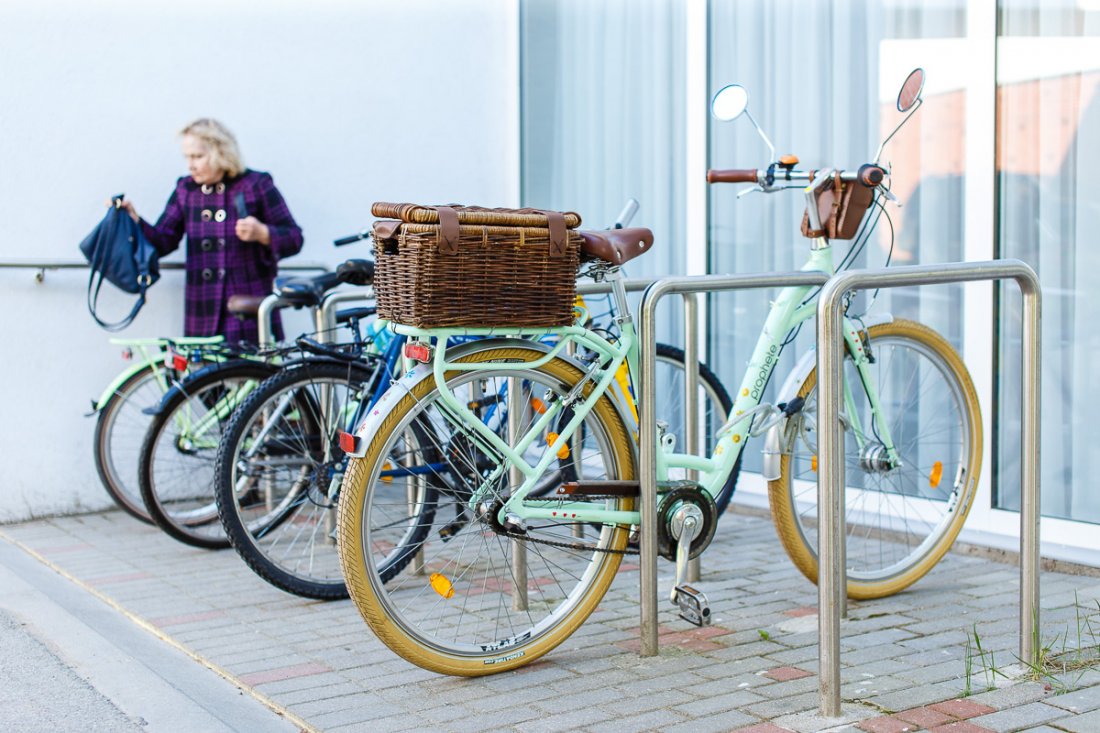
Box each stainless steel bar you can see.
[1020,274,1042,665]
[684,293,702,583]
[257,294,289,349]
[509,376,529,611]
[816,259,1041,718]
[0,259,331,271]
[317,288,374,344]
[638,271,829,658]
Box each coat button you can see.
[217,238,226,249]
[200,238,213,251]
[214,209,227,223]
[217,268,226,280]
[201,184,213,195]
[215,182,226,194]
[201,268,214,281]
[201,209,213,222]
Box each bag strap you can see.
[85,212,150,332]
[87,264,148,332]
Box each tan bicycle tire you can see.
[767,319,982,600]
[337,346,636,675]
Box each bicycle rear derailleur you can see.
[657,484,717,626]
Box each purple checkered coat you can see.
[141,169,303,344]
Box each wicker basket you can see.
[370,203,583,329]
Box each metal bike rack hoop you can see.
[815,259,1041,717]
[638,271,831,657]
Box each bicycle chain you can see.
[491,496,640,556]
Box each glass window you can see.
[520,0,686,286]
[995,0,1100,523]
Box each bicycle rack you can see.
[816,260,1041,717]
[638,260,1041,720]
[638,271,831,651]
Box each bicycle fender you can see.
[760,312,894,480]
[146,359,278,418]
[93,359,161,412]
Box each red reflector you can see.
[167,353,188,371]
[121,348,133,361]
[338,431,359,454]
[404,342,432,363]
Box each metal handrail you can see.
[0,258,330,284]
[815,260,1041,717]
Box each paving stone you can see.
[1044,707,1100,732]
[931,699,999,719]
[662,708,759,733]
[929,722,999,733]
[1041,685,1100,713]
[968,702,1069,732]
[968,683,1051,710]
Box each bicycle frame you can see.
[92,336,225,412]
[392,234,904,530]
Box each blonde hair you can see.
[179,118,245,178]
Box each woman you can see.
[118,118,303,344]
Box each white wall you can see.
[0,0,520,521]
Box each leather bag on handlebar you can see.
[800,176,875,240]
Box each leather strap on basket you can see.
[437,206,460,255]
[539,210,568,257]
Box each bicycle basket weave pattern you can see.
[370,203,583,328]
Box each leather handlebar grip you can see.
[857,164,886,187]
[706,169,759,184]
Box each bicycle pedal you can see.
[672,584,711,627]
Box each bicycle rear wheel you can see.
[768,319,982,599]
[338,345,637,675]
[214,358,390,599]
[138,360,278,549]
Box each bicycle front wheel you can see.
[338,345,637,675]
[768,319,982,599]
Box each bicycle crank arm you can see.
[668,504,711,627]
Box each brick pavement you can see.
[2,508,1099,732]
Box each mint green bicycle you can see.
[336,68,982,675]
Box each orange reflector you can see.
[929,460,943,489]
[381,461,393,483]
[811,455,818,473]
[546,432,570,460]
[404,342,432,363]
[338,431,359,454]
[430,572,455,599]
[530,397,547,414]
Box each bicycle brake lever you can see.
[736,185,764,199]
[880,187,902,206]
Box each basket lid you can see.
[371,202,582,229]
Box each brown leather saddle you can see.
[577,227,654,265]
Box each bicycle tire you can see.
[338,345,636,675]
[138,359,279,549]
[653,343,739,516]
[214,358,397,600]
[94,363,171,523]
[767,319,982,599]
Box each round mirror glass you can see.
[897,68,925,112]
[712,84,749,121]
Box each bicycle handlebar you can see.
[334,230,370,247]
[706,164,886,189]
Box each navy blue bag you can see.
[80,196,160,331]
